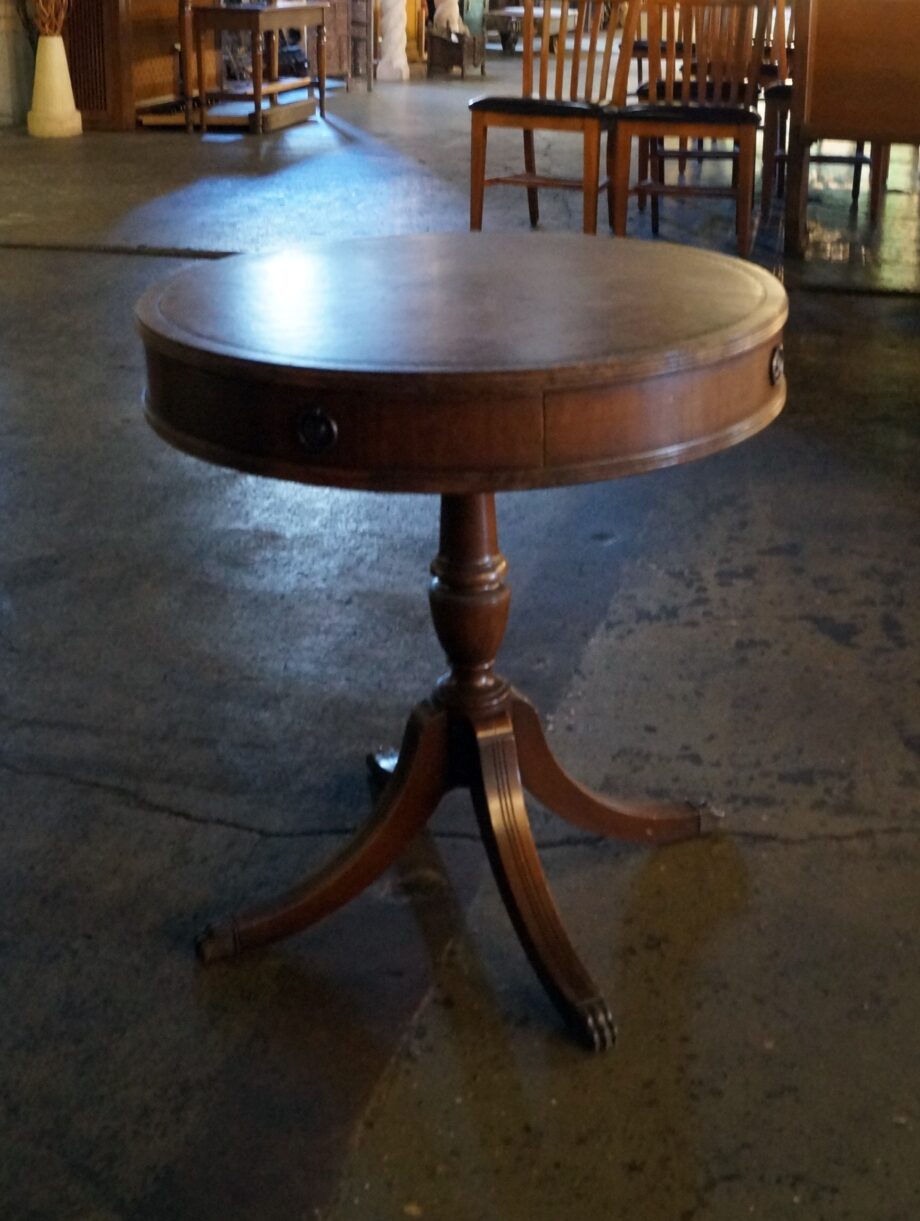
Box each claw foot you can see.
[365,749,399,794]
[687,798,727,835]
[195,921,240,964]
[574,996,617,1052]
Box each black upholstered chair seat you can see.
[764,82,792,101]
[469,95,607,119]
[636,79,755,103]
[610,101,760,126]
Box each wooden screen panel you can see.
[796,0,920,142]
[65,0,107,110]
[64,0,133,127]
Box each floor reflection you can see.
[770,140,920,293]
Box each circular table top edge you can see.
[135,233,788,393]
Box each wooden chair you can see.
[469,0,621,233]
[607,0,771,257]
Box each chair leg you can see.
[761,99,777,217]
[784,122,810,257]
[605,127,616,230]
[637,137,649,211]
[651,139,663,235]
[523,129,539,228]
[611,126,632,236]
[470,113,487,231]
[678,135,688,176]
[776,106,788,196]
[852,140,865,206]
[582,121,601,235]
[736,128,755,258]
[869,143,888,225]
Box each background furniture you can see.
[785,0,920,254]
[62,0,349,128]
[191,0,327,133]
[469,0,623,234]
[137,231,787,1049]
[760,0,885,222]
[609,0,771,257]
[350,0,374,87]
[427,27,486,76]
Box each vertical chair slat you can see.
[584,0,604,103]
[569,0,587,101]
[665,4,677,98]
[612,0,642,104]
[720,5,735,102]
[523,0,535,95]
[684,4,698,98]
[711,4,726,99]
[554,0,570,99]
[648,3,663,101]
[774,0,788,81]
[539,0,552,98]
[747,0,769,106]
[729,4,749,104]
[692,5,704,91]
[598,8,619,102]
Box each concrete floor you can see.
[1,53,919,1220]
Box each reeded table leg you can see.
[511,691,703,843]
[471,711,615,1051]
[196,702,450,962]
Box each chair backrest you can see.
[615,0,771,107]
[519,0,621,104]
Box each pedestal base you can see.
[196,494,710,1050]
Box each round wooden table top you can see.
[137,232,787,493]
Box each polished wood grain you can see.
[139,233,787,1049]
[138,233,787,494]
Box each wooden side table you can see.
[189,0,328,134]
[136,233,787,1050]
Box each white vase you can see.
[28,35,83,138]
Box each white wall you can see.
[0,0,34,125]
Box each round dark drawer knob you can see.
[297,407,338,455]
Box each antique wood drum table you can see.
[136,233,787,1051]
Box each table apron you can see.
[142,337,784,492]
